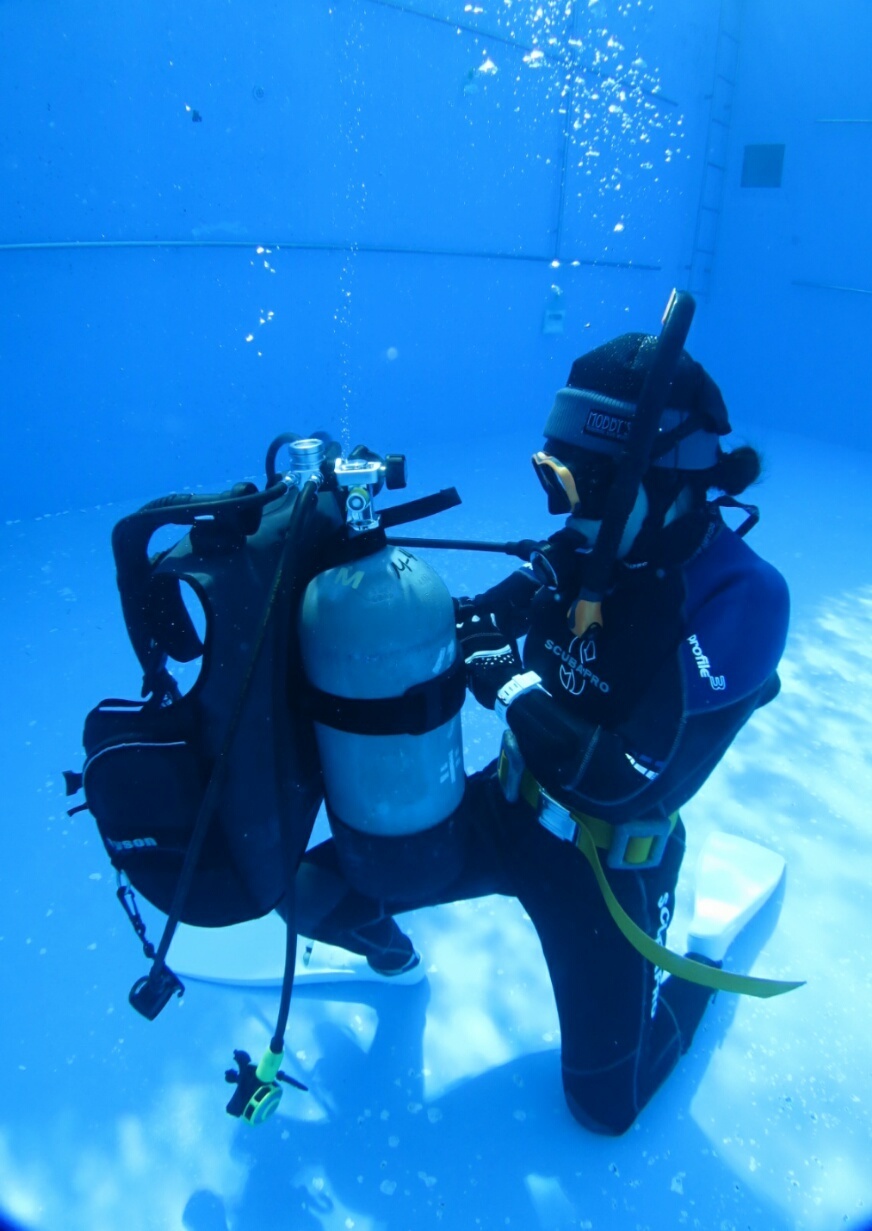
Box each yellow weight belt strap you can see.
[509,767,804,1000]
[516,770,677,867]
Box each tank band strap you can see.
[305,655,466,737]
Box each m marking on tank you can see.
[336,567,364,590]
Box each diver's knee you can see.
[329,809,465,901]
[286,858,351,932]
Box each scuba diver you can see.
[291,322,795,1135]
[68,289,799,1128]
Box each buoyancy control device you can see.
[71,436,343,933]
[64,430,464,1121]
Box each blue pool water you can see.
[2,2,871,1228]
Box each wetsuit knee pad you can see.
[328,809,466,903]
[562,1061,640,1137]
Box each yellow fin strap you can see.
[573,822,805,1000]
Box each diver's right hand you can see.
[465,645,522,710]
[469,570,539,642]
[455,603,505,660]
[455,606,522,709]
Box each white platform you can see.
[687,831,786,963]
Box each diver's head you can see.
[532,333,757,558]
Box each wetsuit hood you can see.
[544,333,732,474]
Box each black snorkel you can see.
[566,288,696,638]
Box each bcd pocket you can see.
[80,697,265,926]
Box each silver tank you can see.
[298,544,465,836]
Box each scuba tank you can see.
[299,449,467,898]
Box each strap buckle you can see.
[606,819,671,871]
[536,788,579,845]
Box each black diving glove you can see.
[470,569,539,641]
[529,526,593,599]
[455,601,522,710]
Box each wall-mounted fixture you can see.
[542,285,565,335]
[741,143,785,188]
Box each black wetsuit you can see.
[295,507,790,1134]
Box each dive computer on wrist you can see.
[494,670,545,725]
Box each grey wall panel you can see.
[1,0,564,253]
[1,244,676,519]
[1,0,715,262]
[791,123,872,290]
[0,0,723,520]
[323,2,564,255]
[695,0,872,453]
[555,0,721,271]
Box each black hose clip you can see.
[128,964,185,1021]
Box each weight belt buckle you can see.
[536,787,579,845]
[606,819,670,871]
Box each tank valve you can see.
[335,451,407,534]
[285,438,327,490]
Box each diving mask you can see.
[531,450,616,519]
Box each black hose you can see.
[272,887,297,1053]
[127,481,285,525]
[386,534,541,560]
[112,483,286,593]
